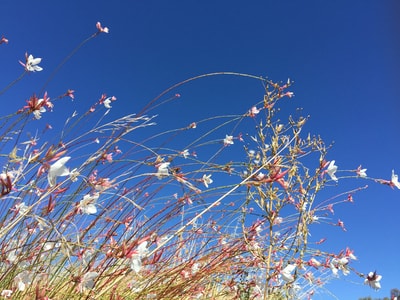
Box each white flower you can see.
[15,202,29,216]
[356,166,367,177]
[281,264,296,282]
[330,264,339,277]
[191,262,200,274]
[249,106,260,116]
[309,258,321,267]
[7,249,17,263]
[136,241,148,256]
[130,256,142,273]
[273,216,283,225]
[287,283,301,298]
[326,160,338,182]
[43,242,59,251]
[276,124,284,132]
[223,135,234,146]
[104,97,112,109]
[130,241,148,273]
[96,22,109,33]
[181,149,190,159]
[391,170,400,189]
[202,174,213,188]
[365,271,382,290]
[256,172,265,180]
[82,248,95,267]
[48,156,71,186]
[70,168,80,182]
[33,100,46,119]
[156,162,170,179]
[79,272,98,293]
[79,193,99,215]
[14,271,33,291]
[24,54,43,72]
[1,290,12,298]
[330,257,350,276]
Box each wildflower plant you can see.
[0,22,396,300]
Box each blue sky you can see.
[1,1,399,298]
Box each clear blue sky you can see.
[1,1,399,299]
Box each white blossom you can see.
[130,241,149,273]
[15,202,29,216]
[1,290,12,298]
[223,135,234,146]
[391,170,400,189]
[365,271,382,290]
[79,272,98,292]
[156,162,170,179]
[79,193,99,215]
[326,160,338,182]
[281,264,296,282]
[14,271,33,291]
[24,54,43,72]
[104,97,112,109]
[202,174,213,188]
[48,156,71,186]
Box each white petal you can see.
[83,204,97,215]
[30,57,42,65]
[17,281,25,292]
[48,157,71,186]
[137,241,148,256]
[131,256,142,273]
[156,162,170,179]
[281,273,294,282]
[282,264,296,273]
[373,281,381,290]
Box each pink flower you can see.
[337,219,346,231]
[23,92,53,119]
[248,106,260,117]
[345,247,357,260]
[65,89,75,100]
[96,22,109,33]
[0,36,8,45]
[284,91,294,98]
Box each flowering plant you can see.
[0,22,396,300]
